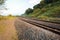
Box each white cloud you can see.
[29,0,41,5]
[1,0,41,16]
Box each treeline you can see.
[24,0,60,15]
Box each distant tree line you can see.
[24,0,60,15]
[25,8,33,15]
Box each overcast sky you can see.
[1,0,41,15]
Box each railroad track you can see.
[21,17,60,24]
[19,17,60,35]
[32,18,60,24]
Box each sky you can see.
[1,0,41,16]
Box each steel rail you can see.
[19,18,60,35]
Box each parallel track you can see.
[19,17,60,35]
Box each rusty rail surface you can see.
[19,17,60,35]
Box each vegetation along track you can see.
[19,17,60,35]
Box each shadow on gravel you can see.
[14,20,60,40]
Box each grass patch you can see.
[0,16,16,20]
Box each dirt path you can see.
[0,18,18,40]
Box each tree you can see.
[33,0,46,9]
[0,0,6,15]
[25,8,33,14]
[33,4,39,9]
[44,0,52,3]
[0,0,5,5]
[44,0,60,4]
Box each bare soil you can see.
[0,18,18,40]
